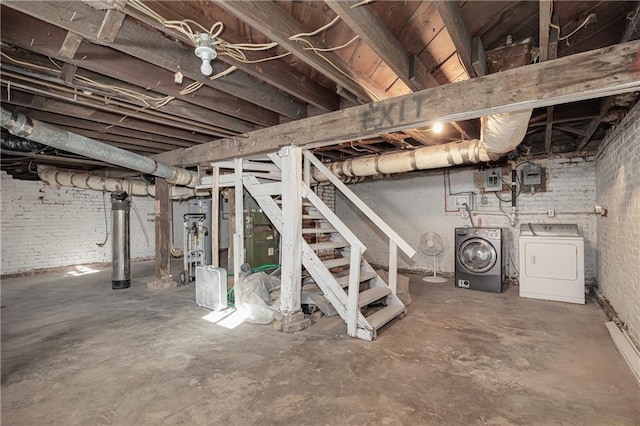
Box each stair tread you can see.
[309,241,350,250]
[335,271,377,287]
[302,215,326,220]
[366,304,405,330]
[322,257,351,269]
[275,199,314,207]
[302,227,337,234]
[358,287,392,307]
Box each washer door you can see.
[458,238,497,273]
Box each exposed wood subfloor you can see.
[1,260,638,424]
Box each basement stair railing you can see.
[302,150,417,291]
[241,149,416,339]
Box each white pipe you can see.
[37,166,210,199]
[313,110,533,181]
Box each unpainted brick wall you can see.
[1,171,156,275]
[335,158,597,281]
[596,102,640,345]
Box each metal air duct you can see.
[0,108,198,187]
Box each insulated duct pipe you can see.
[37,166,210,199]
[312,110,532,181]
[0,108,198,187]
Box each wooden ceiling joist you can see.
[434,0,477,79]
[151,40,640,166]
[325,0,425,92]
[1,7,273,131]
[216,0,441,147]
[575,1,640,152]
[1,91,212,144]
[122,2,340,113]
[12,109,197,148]
[3,1,307,120]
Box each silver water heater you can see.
[111,191,130,289]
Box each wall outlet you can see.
[547,209,555,217]
[454,195,471,208]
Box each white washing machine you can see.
[519,223,585,304]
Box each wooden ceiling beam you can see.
[575,1,640,152]
[9,109,197,148]
[1,91,212,144]
[433,1,477,78]
[151,41,640,166]
[2,1,306,120]
[0,84,226,139]
[0,150,114,168]
[0,10,262,133]
[326,0,478,141]
[543,9,559,154]
[53,124,182,151]
[123,4,339,113]
[325,0,422,92]
[216,0,384,103]
[217,0,441,146]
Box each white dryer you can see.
[519,223,585,304]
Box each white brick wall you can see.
[1,171,156,275]
[596,102,640,345]
[335,158,597,282]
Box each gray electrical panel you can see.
[483,168,503,192]
[522,164,542,185]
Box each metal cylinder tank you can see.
[111,191,130,289]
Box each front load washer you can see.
[455,227,508,293]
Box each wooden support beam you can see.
[544,12,559,154]
[211,166,220,268]
[471,37,489,77]
[150,41,640,166]
[97,9,126,42]
[279,146,303,315]
[539,0,553,62]
[154,178,171,279]
[233,158,244,286]
[3,1,307,119]
[434,1,477,78]
[59,63,77,83]
[58,31,83,59]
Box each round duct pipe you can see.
[37,166,210,199]
[1,108,199,187]
[312,110,532,181]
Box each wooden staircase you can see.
[240,150,416,341]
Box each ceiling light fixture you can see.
[195,33,217,76]
[432,122,444,133]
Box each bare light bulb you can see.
[194,33,217,76]
[432,122,444,133]
[200,58,213,76]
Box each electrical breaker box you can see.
[483,168,503,192]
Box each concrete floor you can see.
[2,260,639,425]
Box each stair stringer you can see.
[244,175,376,338]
